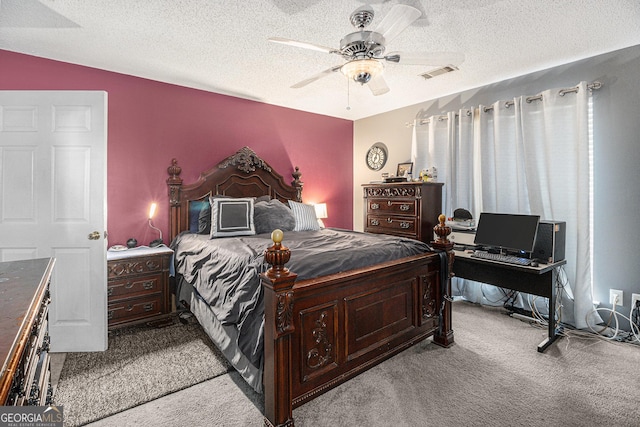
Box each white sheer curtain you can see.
[411,81,600,329]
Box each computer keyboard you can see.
[470,250,532,266]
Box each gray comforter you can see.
[172,228,431,372]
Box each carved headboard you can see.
[167,146,303,243]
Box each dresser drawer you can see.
[108,294,163,326]
[367,199,417,216]
[366,214,418,236]
[108,274,162,300]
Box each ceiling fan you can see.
[268,4,464,96]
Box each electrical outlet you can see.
[609,289,623,305]
[632,293,640,308]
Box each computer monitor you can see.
[473,213,540,254]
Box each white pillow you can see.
[288,200,320,231]
[209,197,255,238]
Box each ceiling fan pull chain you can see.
[346,78,351,110]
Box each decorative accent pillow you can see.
[254,199,296,234]
[209,196,255,238]
[189,200,209,233]
[197,200,212,234]
[288,200,320,231]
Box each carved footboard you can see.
[261,230,453,427]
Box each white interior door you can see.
[0,90,108,352]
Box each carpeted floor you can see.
[83,301,640,427]
[54,316,231,426]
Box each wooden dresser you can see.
[0,258,55,406]
[363,182,444,243]
[107,247,173,328]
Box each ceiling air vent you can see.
[420,65,459,79]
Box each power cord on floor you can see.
[580,294,640,345]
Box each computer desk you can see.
[452,249,567,352]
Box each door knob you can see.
[88,231,101,240]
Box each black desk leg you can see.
[537,268,560,352]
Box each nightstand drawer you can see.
[366,214,417,235]
[108,294,163,326]
[107,255,166,279]
[108,274,162,300]
[367,199,417,216]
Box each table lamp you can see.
[148,202,163,247]
[314,203,328,228]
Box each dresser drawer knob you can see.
[387,200,393,206]
[399,204,410,211]
[125,281,134,289]
[142,280,154,290]
[108,310,114,319]
[370,219,380,226]
[107,288,113,296]
[400,222,411,229]
[387,218,393,223]
[371,203,380,210]
[126,304,134,311]
[143,303,154,312]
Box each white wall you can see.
[353,44,640,317]
[353,108,416,231]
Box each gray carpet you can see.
[80,302,640,426]
[54,316,231,426]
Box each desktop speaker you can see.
[532,220,566,263]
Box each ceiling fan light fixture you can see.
[341,59,383,85]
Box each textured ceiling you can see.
[1,0,640,120]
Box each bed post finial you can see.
[291,167,303,202]
[167,158,183,206]
[264,229,291,279]
[432,214,452,246]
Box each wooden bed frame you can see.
[167,147,454,426]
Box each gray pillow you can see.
[254,199,296,234]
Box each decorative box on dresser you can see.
[107,246,173,328]
[363,182,444,243]
[0,258,55,406]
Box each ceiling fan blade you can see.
[268,37,339,54]
[373,4,421,44]
[368,74,390,96]
[385,51,465,66]
[291,65,343,88]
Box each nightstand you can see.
[106,246,173,328]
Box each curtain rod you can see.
[408,81,602,126]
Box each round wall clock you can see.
[366,143,388,171]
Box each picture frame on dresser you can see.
[396,162,413,177]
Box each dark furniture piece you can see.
[452,249,567,352]
[363,182,444,243]
[107,247,173,328]
[167,147,454,427]
[0,258,55,405]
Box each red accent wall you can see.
[0,50,353,246]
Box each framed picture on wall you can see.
[396,162,413,177]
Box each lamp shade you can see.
[314,203,328,219]
[341,59,383,84]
